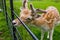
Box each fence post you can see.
[10,0,17,40]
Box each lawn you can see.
[0,0,60,40]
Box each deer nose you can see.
[13,22,16,25]
[12,20,16,25]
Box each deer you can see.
[25,4,60,40]
[12,0,45,26]
[12,0,60,40]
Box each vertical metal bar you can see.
[9,0,17,40]
[3,0,8,25]
[10,0,14,20]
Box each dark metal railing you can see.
[10,0,18,40]
[2,0,39,40]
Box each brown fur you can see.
[12,0,32,25]
[12,1,60,40]
[31,6,60,29]
[13,6,60,30]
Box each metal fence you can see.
[1,0,39,40]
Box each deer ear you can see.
[36,8,47,13]
[30,4,35,13]
[22,0,28,8]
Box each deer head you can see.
[26,4,47,21]
[12,0,32,26]
[12,0,46,26]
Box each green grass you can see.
[0,1,60,40]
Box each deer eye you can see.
[31,14,35,16]
[31,13,36,17]
[36,15,41,18]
